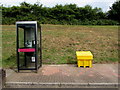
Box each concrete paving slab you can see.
[5,64,119,88]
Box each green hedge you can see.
[2,17,119,25]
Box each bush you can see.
[2,2,120,25]
[2,17,119,25]
[96,19,119,25]
[2,17,16,25]
[79,19,119,25]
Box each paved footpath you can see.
[5,64,119,88]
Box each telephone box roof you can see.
[16,21,40,28]
[16,21,37,24]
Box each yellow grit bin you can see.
[76,51,93,68]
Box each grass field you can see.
[2,25,118,68]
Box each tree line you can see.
[2,1,120,25]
